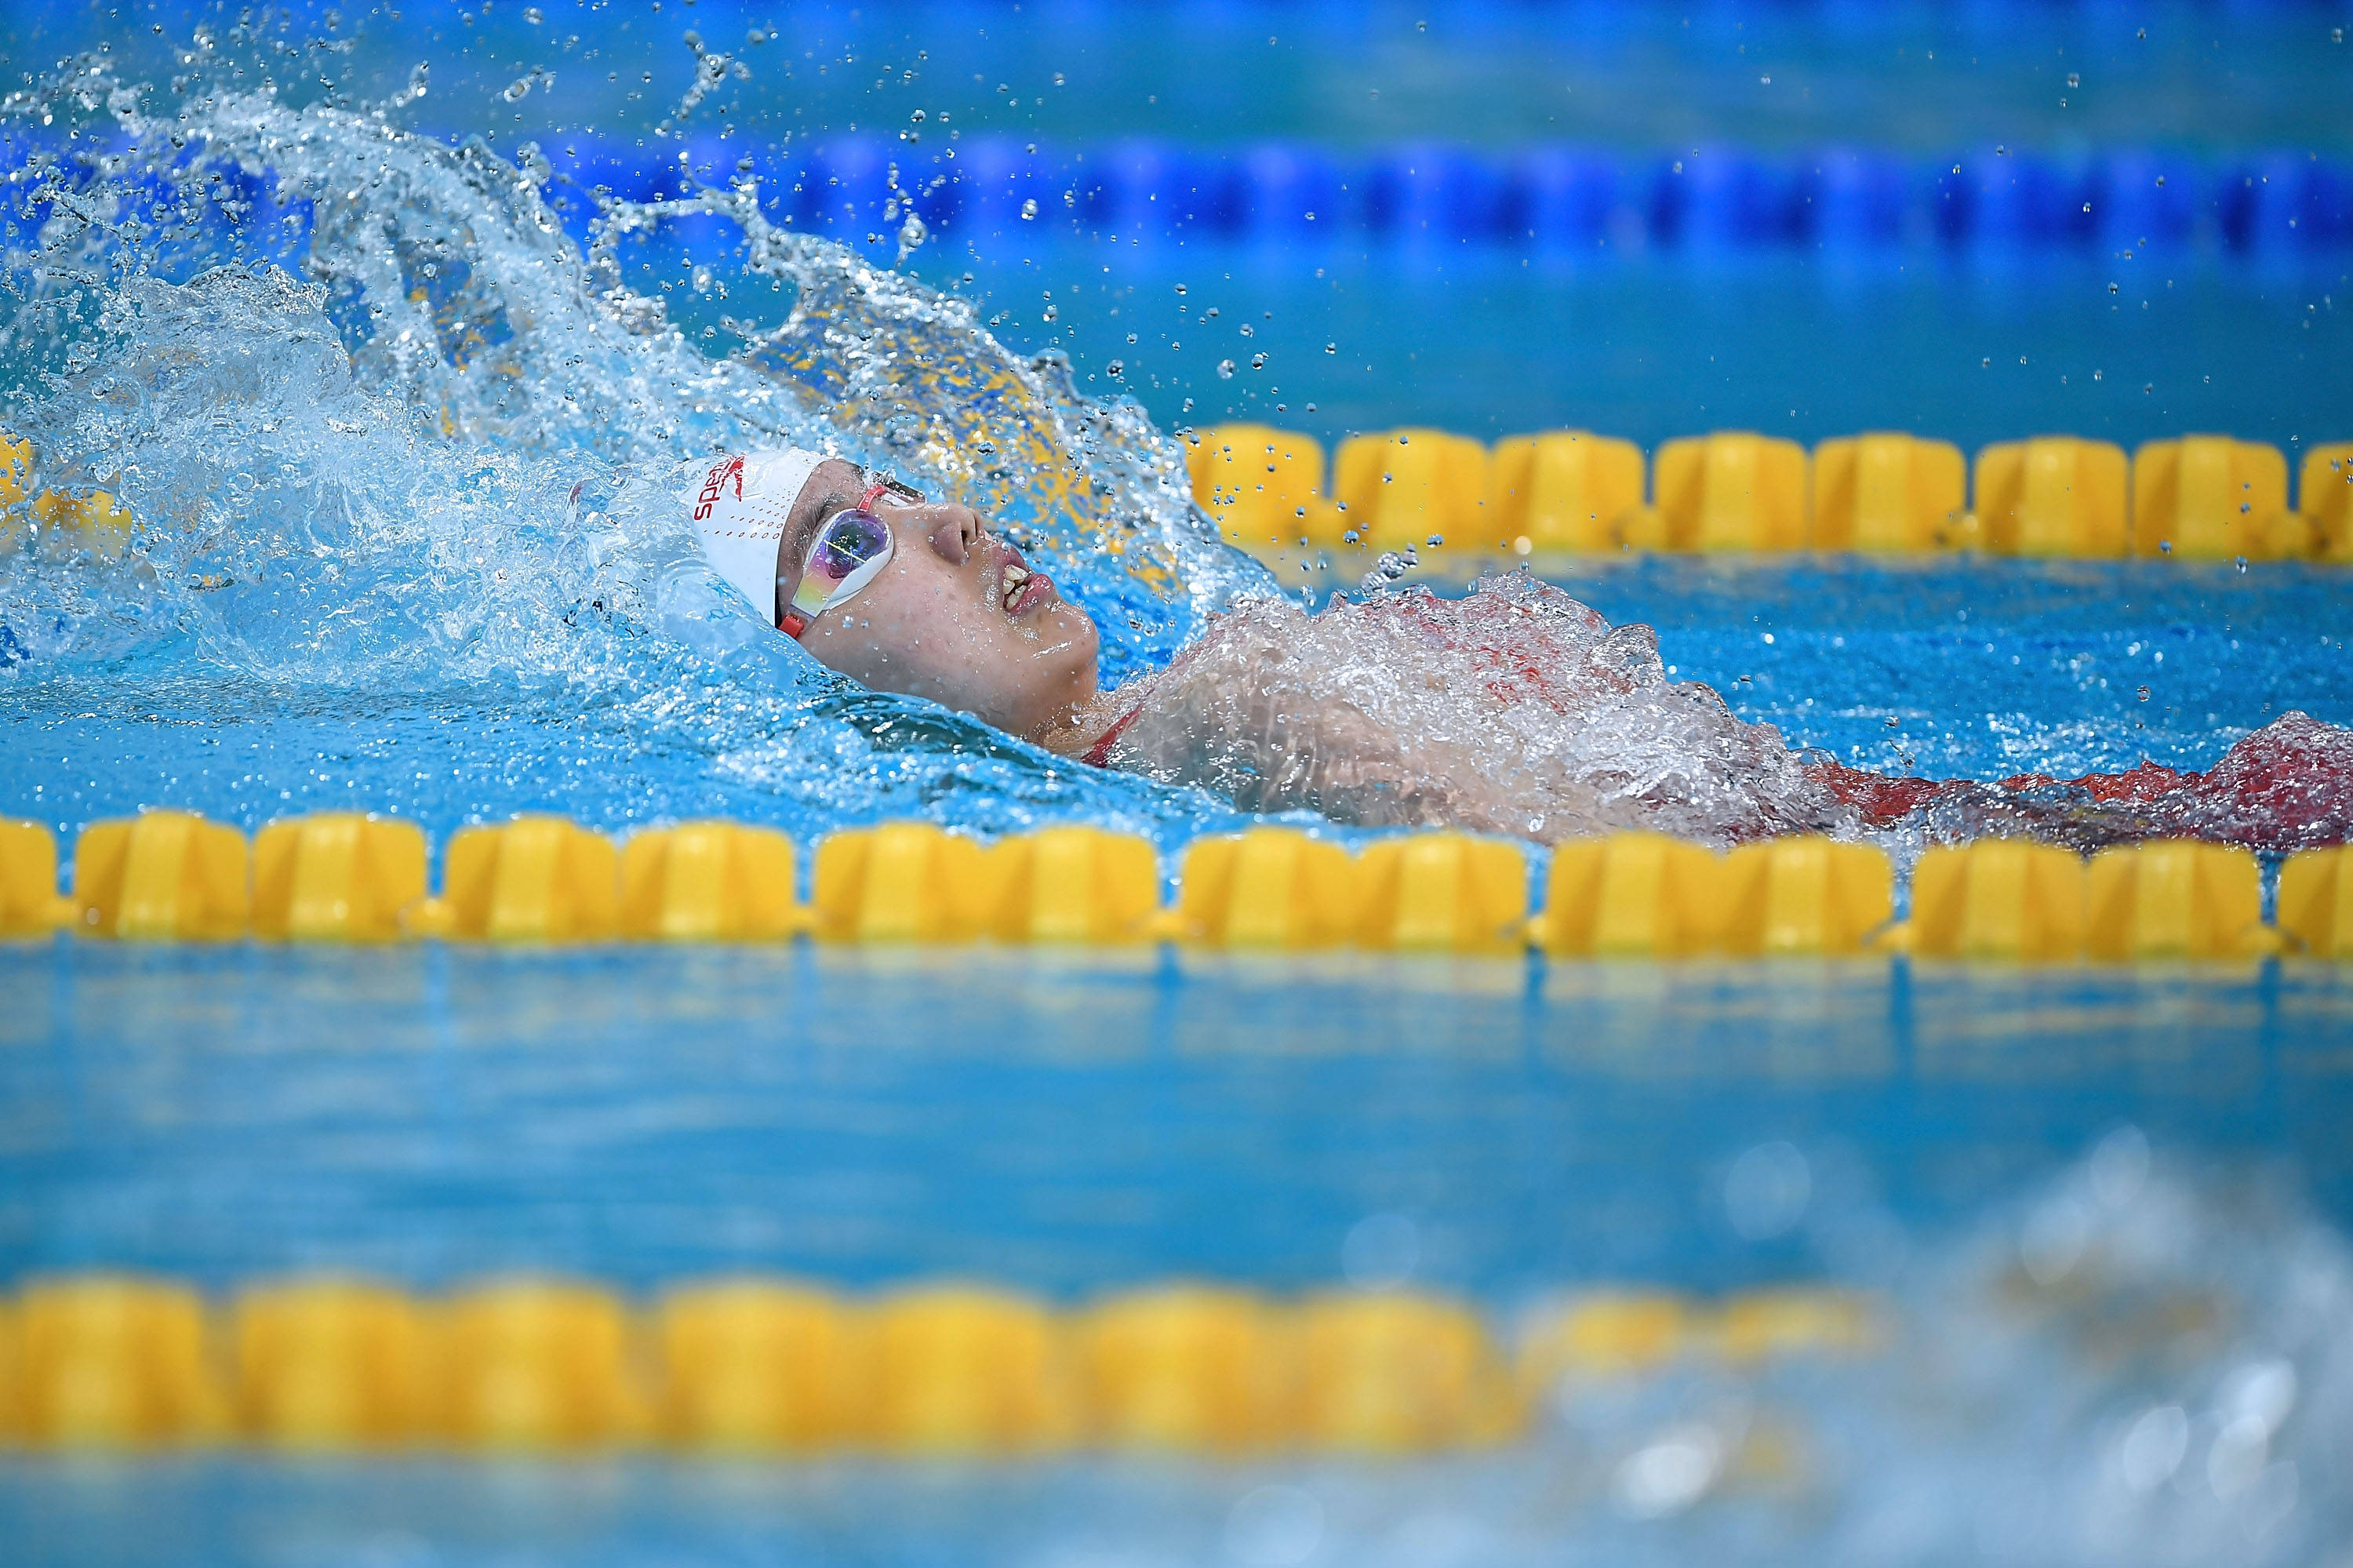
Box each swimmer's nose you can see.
[926,507,985,565]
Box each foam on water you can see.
[0,60,1283,842]
[1092,573,1843,843]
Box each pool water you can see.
[3,20,2352,1568]
[4,944,2351,1564]
[8,944,2353,1293]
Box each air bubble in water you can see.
[1020,197,1038,220]
[1217,358,1235,379]
[1726,1141,1810,1240]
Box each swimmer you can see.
[696,446,2353,851]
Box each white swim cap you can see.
[689,446,830,624]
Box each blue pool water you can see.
[5,12,2353,1565]
[6,944,2353,1296]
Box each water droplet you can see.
[1039,305,1056,322]
[1425,534,1443,548]
[2137,685,2151,700]
[909,108,925,123]
[1725,1141,1810,1240]
[1216,358,1235,379]
[1225,1486,1323,1568]
[1019,197,1038,220]
[2066,71,2081,88]
[1105,359,1123,377]
[2118,1406,2189,1492]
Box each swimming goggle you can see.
[778,475,922,639]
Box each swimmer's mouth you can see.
[996,546,1058,617]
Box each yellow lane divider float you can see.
[0,811,2336,961]
[0,1272,1878,1455]
[1186,425,2353,569]
[1,431,136,558]
[5,426,2352,570]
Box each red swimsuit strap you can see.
[1079,704,1144,769]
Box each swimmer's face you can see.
[777,459,1100,739]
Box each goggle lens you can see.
[788,506,894,626]
[809,508,889,584]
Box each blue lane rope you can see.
[540,136,2353,259]
[6,119,2348,260]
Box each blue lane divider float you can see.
[537,137,2353,261]
[6,129,2350,263]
